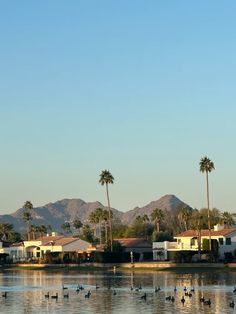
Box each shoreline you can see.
[1,261,235,272]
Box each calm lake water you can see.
[0,268,236,313]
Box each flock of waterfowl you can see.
[1,283,236,309]
[42,283,236,309]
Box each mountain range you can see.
[0,194,189,233]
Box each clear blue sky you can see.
[0,1,236,214]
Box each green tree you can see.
[38,224,47,237]
[30,224,37,239]
[102,209,110,245]
[199,156,215,251]
[22,201,33,240]
[220,211,235,228]
[151,208,165,233]
[177,206,192,231]
[61,222,71,234]
[94,208,105,245]
[80,224,94,243]
[99,170,114,251]
[130,215,153,239]
[0,223,15,241]
[72,218,83,235]
[189,209,205,259]
[89,211,99,239]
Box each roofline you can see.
[175,228,236,238]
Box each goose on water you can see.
[203,299,211,306]
[64,292,69,298]
[2,292,7,298]
[85,290,91,298]
[230,301,235,308]
[44,292,49,298]
[140,292,147,300]
[51,293,58,299]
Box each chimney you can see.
[214,224,224,231]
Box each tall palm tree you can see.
[102,209,110,245]
[22,201,33,240]
[99,170,114,252]
[151,208,165,233]
[199,156,215,251]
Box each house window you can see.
[226,238,231,245]
[190,238,196,246]
[218,238,223,245]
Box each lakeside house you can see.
[0,233,96,263]
[153,224,236,261]
[116,238,153,262]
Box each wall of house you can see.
[24,240,42,248]
[62,240,91,252]
[175,237,196,250]
[0,246,25,261]
[216,235,236,258]
[40,240,91,255]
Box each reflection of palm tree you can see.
[199,156,215,251]
[99,170,114,251]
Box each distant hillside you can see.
[122,194,189,225]
[0,195,190,233]
[3,199,122,233]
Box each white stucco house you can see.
[153,225,236,261]
[0,234,96,262]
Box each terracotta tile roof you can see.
[40,237,78,246]
[175,228,236,238]
[36,236,64,245]
[115,238,152,248]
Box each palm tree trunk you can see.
[184,220,188,231]
[104,221,108,245]
[106,183,113,252]
[206,171,212,251]
[197,229,202,260]
[99,219,102,245]
[27,222,30,241]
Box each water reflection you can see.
[0,269,236,313]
